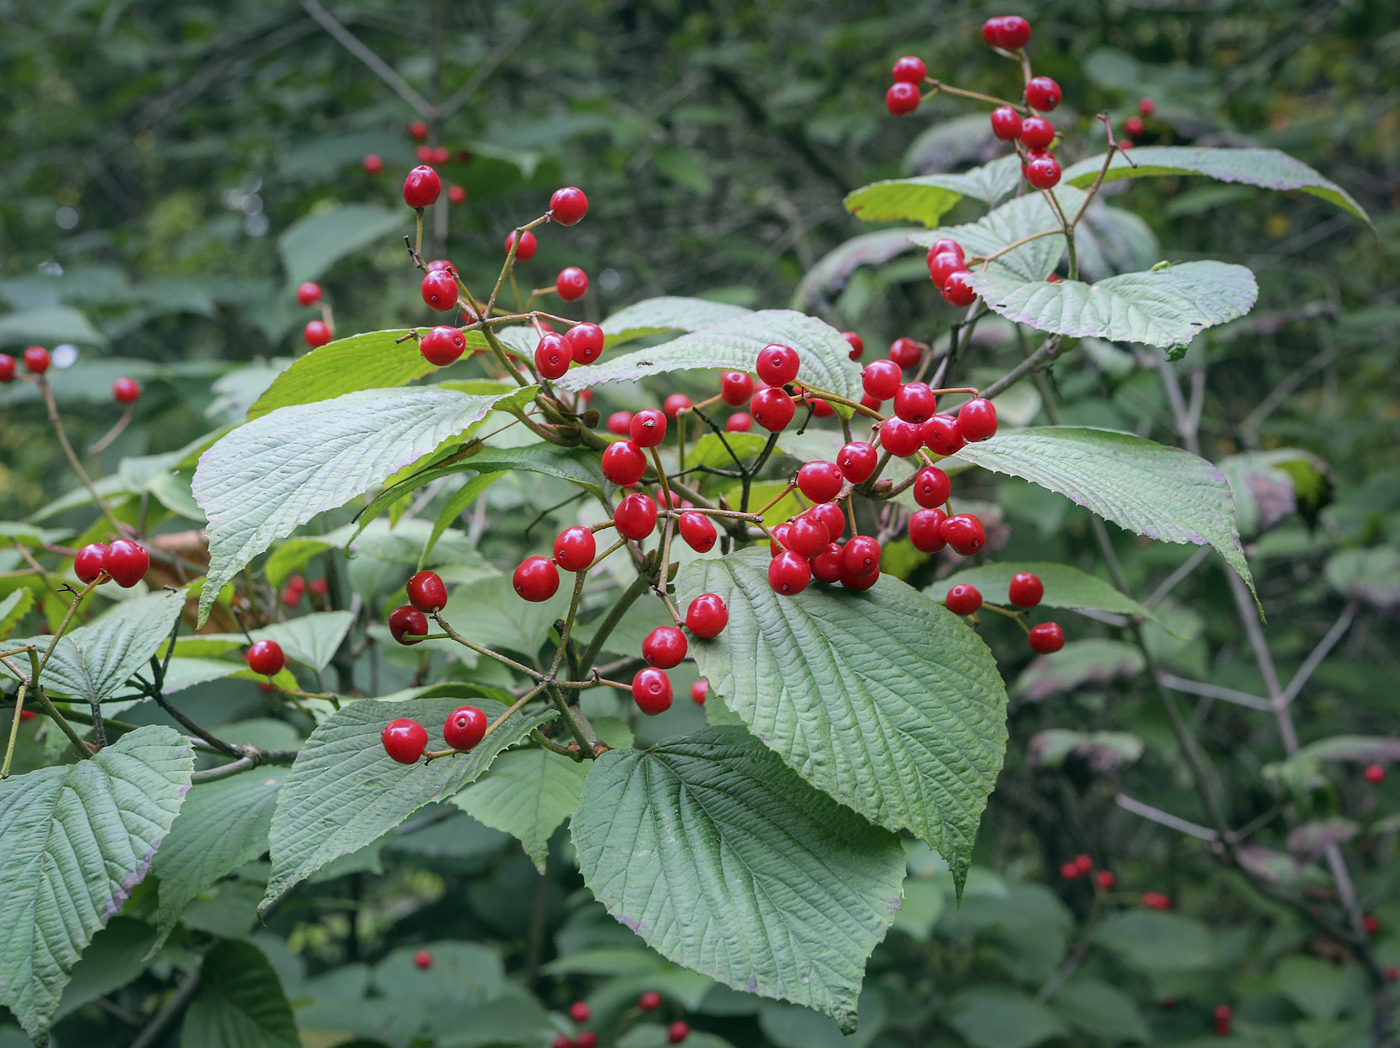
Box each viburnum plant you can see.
[0,11,1385,1046]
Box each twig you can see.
[1115,792,1219,841]
[298,0,432,114]
[1157,673,1272,712]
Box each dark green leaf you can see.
[944,987,1068,1048]
[278,203,406,286]
[180,939,299,1048]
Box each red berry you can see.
[1025,76,1062,112]
[1074,853,1093,874]
[24,345,51,374]
[888,337,922,369]
[0,355,14,382]
[564,323,605,365]
[304,320,333,348]
[1019,115,1056,150]
[1363,914,1381,935]
[862,359,902,400]
[838,442,879,483]
[505,229,538,261]
[362,153,384,174]
[720,371,754,406]
[690,681,708,705]
[1141,891,1170,909]
[841,563,881,590]
[667,1021,690,1045]
[751,386,796,432]
[990,106,1023,141]
[908,509,948,553]
[726,412,753,432]
[796,460,844,504]
[550,187,589,226]
[1386,966,1399,983]
[553,1037,573,1048]
[885,82,920,116]
[382,718,428,764]
[991,15,1031,49]
[643,626,688,669]
[927,251,967,289]
[810,502,846,542]
[614,493,658,541]
[1124,116,1145,140]
[1213,1005,1232,1022]
[389,605,430,645]
[407,120,429,140]
[407,570,448,613]
[941,271,978,307]
[421,270,458,312]
[629,408,667,447]
[568,1001,591,1024]
[414,949,432,969]
[891,55,926,83]
[513,556,560,602]
[606,411,633,435]
[685,593,729,638]
[421,326,466,367]
[769,523,792,557]
[1095,870,1116,890]
[981,17,1004,46]
[602,441,648,487]
[930,238,965,262]
[769,551,812,596]
[841,331,864,360]
[940,513,986,556]
[403,165,442,207]
[556,266,589,301]
[74,543,109,584]
[678,512,718,553]
[785,515,830,558]
[447,185,467,205]
[894,382,938,424]
[109,376,141,405]
[663,393,692,419]
[1028,622,1065,654]
[632,668,673,715]
[295,281,322,307]
[1059,861,1080,880]
[535,333,571,379]
[922,415,967,456]
[444,706,488,751]
[957,397,998,441]
[416,145,436,164]
[945,583,983,616]
[1025,153,1061,189]
[843,535,882,578]
[426,259,456,274]
[756,343,800,387]
[551,527,596,572]
[281,583,302,607]
[103,539,149,588]
[811,542,845,584]
[639,991,663,1012]
[880,417,923,458]
[246,639,285,676]
[1138,97,1156,117]
[912,467,951,508]
[1008,572,1043,608]
[1364,763,1386,785]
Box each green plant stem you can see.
[38,376,126,535]
[1,684,28,779]
[578,571,652,674]
[926,79,1023,111]
[980,333,1065,400]
[548,684,593,758]
[435,616,546,679]
[530,728,574,757]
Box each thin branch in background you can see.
[1115,792,1219,841]
[298,0,432,114]
[1157,672,1273,712]
[1279,602,1356,706]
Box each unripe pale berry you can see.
[421,326,466,366]
[246,639,285,676]
[113,377,141,404]
[632,668,673,715]
[403,165,442,207]
[407,570,448,613]
[382,718,428,764]
[444,706,487,751]
[550,187,589,225]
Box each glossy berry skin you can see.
[606,411,632,435]
[1095,870,1116,890]
[103,539,150,588]
[304,320,333,348]
[841,331,864,361]
[505,229,538,262]
[891,55,926,83]
[885,82,920,116]
[894,382,938,424]
[678,511,717,553]
[927,250,967,289]
[940,513,986,556]
[246,639,285,676]
[18,710,36,722]
[1025,76,1062,112]
[566,323,605,365]
[552,1036,572,1048]
[811,542,845,584]
[1008,572,1043,608]
[421,270,458,311]
[643,626,688,669]
[797,460,844,503]
[769,524,791,557]
[568,1001,591,1024]
[0,354,14,382]
[556,267,588,301]
[382,719,429,764]
[23,345,51,374]
[296,281,322,306]
[984,15,1031,49]
[990,106,1022,141]
[930,238,965,262]
[406,570,448,613]
[420,326,466,367]
[726,412,753,432]
[838,442,879,483]
[630,408,667,447]
[535,333,571,379]
[720,371,754,406]
[513,557,560,602]
[602,440,648,486]
[550,187,589,226]
[750,386,796,432]
[769,551,812,596]
[553,527,597,572]
[632,668,673,715]
[843,535,882,577]
[1019,115,1056,150]
[663,392,691,419]
[908,509,948,553]
[389,605,430,645]
[810,502,846,542]
[1028,622,1065,654]
[880,417,923,458]
[941,271,978,307]
[403,165,442,207]
[362,153,383,174]
[888,336,922,369]
[786,515,830,558]
[686,593,729,638]
[945,583,983,616]
[668,1022,690,1045]
[413,949,432,969]
[755,343,800,387]
[842,563,881,590]
[862,359,902,401]
[1025,153,1061,189]
[690,680,708,705]
[912,467,951,508]
[957,397,998,441]
[1364,763,1386,785]
[614,493,659,541]
[74,543,109,584]
[112,377,141,405]
[442,705,488,752]
[639,991,663,1012]
[922,415,967,457]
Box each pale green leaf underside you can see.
[946,427,1255,599]
[1062,146,1371,228]
[795,228,923,313]
[452,747,589,871]
[910,188,1087,283]
[844,156,1022,227]
[262,697,551,911]
[924,562,1153,620]
[0,725,193,1040]
[676,548,1008,895]
[572,726,906,1033]
[278,203,406,287]
[180,939,300,1048]
[966,261,1258,350]
[601,296,752,348]
[193,386,523,624]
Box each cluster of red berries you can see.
[360,121,469,198]
[1057,852,1115,889]
[1120,97,1155,147]
[551,1000,685,1048]
[73,539,151,589]
[384,569,449,646]
[942,572,1063,653]
[380,704,488,764]
[296,280,334,349]
[1,344,142,406]
[281,572,330,607]
[1213,1004,1232,1037]
[1141,890,1171,911]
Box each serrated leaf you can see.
[261,698,552,911]
[0,725,193,1040]
[278,203,406,287]
[52,917,159,1023]
[572,725,905,1033]
[947,427,1255,599]
[676,548,1007,895]
[556,310,864,407]
[1091,910,1216,972]
[180,939,299,1048]
[452,747,589,872]
[910,189,1087,283]
[193,387,527,624]
[1273,956,1351,1022]
[844,156,1023,226]
[1050,976,1151,1043]
[601,297,752,348]
[945,987,1068,1048]
[0,588,34,640]
[1014,639,1146,702]
[924,562,1151,619]
[1075,204,1160,281]
[1061,146,1372,228]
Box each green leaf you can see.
[261,697,551,911]
[1220,449,1333,539]
[616,1026,736,1048]
[1026,729,1145,774]
[601,296,752,348]
[758,990,886,1048]
[180,939,299,1048]
[249,611,354,672]
[966,261,1258,351]
[1274,956,1351,1022]
[1091,910,1216,973]
[1061,146,1372,228]
[795,228,923,314]
[193,386,526,624]
[278,203,406,286]
[844,156,1022,226]
[676,548,1007,895]
[1325,547,1400,611]
[0,588,34,640]
[438,575,573,659]
[424,472,503,567]
[151,768,287,942]
[1293,735,1400,765]
[571,725,906,1033]
[52,917,159,1022]
[1013,639,1146,702]
[947,427,1255,599]
[556,310,864,407]
[945,987,1068,1048]
[0,307,108,349]
[910,189,1086,283]
[924,562,1152,619]
[452,747,589,872]
[0,725,194,1040]
[372,941,505,1005]
[1049,976,1151,1043]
